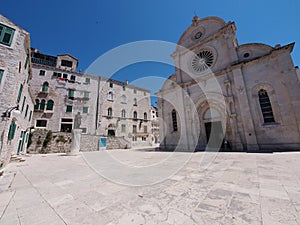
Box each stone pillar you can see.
[68,129,82,155]
[232,68,259,151]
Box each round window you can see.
[191,50,214,73]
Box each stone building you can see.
[29,49,152,150]
[0,14,34,168]
[97,78,152,148]
[157,16,300,151]
[150,105,160,144]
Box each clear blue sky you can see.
[2,0,300,104]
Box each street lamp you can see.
[1,105,21,119]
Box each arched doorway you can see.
[203,108,224,149]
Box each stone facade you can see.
[150,105,160,144]
[157,16,300,151]
[0,14,34,168]
[27,129,72,154]
[29,50,152,149]
[97,78,152,147]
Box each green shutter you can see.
[28,110,32,122]
[8,121,16,140]
[0,23,15,46]
[24,54,29,69]
[17,84,23,103]
[66,105,72,112]
[0,69,3,84]
[68,89,74,97]
[40,100,45,110]
[46,100,54,110]
[24,104,28,118]
[21,96,26,111]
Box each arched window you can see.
[42,82,49,92]
[258,89,275,123]
[121,95,127,103]
[108,92,113,101]
[46,100,54,111]
[40,99,46,110]
[144,112,147,120]
[34,99,40,110]
[108,107,113,117]
[133,98,137,106]
[172,109,178,132]
[133,111,137,119]
[121,109,126,118]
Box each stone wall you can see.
[0,15,34,168]
[80,134,101,152]
[27,129,71,154]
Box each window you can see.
[66,105,73,112]
[61,118,73,133]
[133,98,137,106]
[121,124,126,133]
[21,96,26,111]
[121,109,126,118]
[42,82,49,92]
[46,100,54,111]
[108,107,113,117]
[109,82,113,88]
[8,121,16,140]
[142,137,146,141]
[172,109,178,132]
[108,92,113,101]
[0,23,15,46]
[132,136,137,142]
[83,107,88,114]
[63,73,68,79]
[17,84,23,103]
[40,99,46,110]
[34,99,40,110]
[121,95,126,103]
[134,89,137,94]
[28,110,32,122]
[133,111,137,119]
[258,89,275,123]
[68,89,75,99]
[27,72,30,83]
[61,60,73,67]
[144,112,147,120]
[123,86,126,91]
[70,75,76,81]
[144,126,147,133]
[39,70,45,76]
[85,77,90,84]
[24,54,29,69]
[36,120,47,128]
[133,125,137,133]
[19,62,21,73]
[144,92,146,96]
[0,69,3,84]
[83,91,89,99]
[57,73,62,78]
[24,104,29,118]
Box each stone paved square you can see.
[1,150,300,225]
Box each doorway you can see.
[107,129,115,136]
[205,121,224,149]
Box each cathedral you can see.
[157,16,300,151]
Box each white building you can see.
[29,49,152,150]
[0,14,34,168]
[157,16,300,151]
